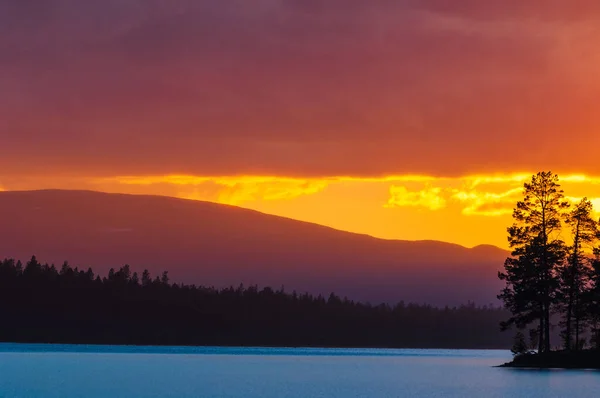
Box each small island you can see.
[500,351,600,369]
[497,171,600,369]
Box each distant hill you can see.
[0,190,508,306]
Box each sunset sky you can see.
[2,1,600,249]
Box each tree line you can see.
[0,256,510,348]
[499,171,600,353]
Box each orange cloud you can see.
[565,196,600,216]
[99,174,441,206]
[451,187,522,217]
[462,174,531,188]
[385,186,447,211]
[100,175,330,205]
[95,173,600,215]
[187,179,329,205]
[337,175,437,183]
[382,174,600,218]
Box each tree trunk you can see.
[575,298,580,351]
[544,302,551,352]
[568,230,580,351]
[538,306,545,353]
[541,222,551,353]
[564,264,576,350]
[565,304,573,350]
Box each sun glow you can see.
[3,172,600,249]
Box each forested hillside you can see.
[0,256,511,348]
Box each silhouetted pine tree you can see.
[499,171,569,352]
[587,250,600,349]
[558,198,598,350]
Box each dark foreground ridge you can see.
[0,256,511,349]
[500,350,600,369]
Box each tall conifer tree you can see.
[499,171,569,352]
[558,198,598,350]
[588,248,600,349]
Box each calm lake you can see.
[0,344,599,397]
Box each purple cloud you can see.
[2,0,600,178]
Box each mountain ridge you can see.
[2,189,507,251]
[0,189,508,305]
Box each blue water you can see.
[0,344,599,397]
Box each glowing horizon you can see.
[2,172,600,249]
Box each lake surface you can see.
[0,344,599,397]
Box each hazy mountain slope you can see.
[0,190,508,306]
